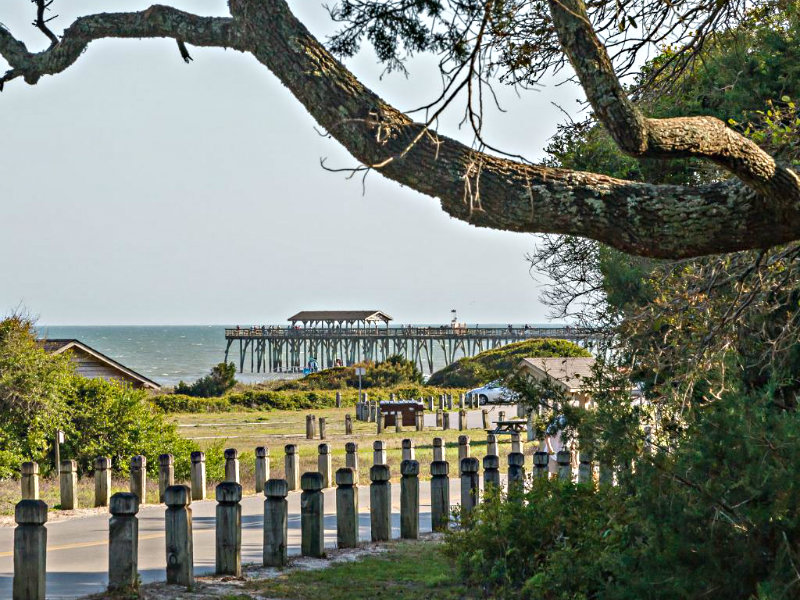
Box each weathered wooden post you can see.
[94,457,111,507]
[336,391,342,408]
[433,437,446,462]
[13,499,47,600]
[59,459,78,510]
[21,462,39,501]
[400,460,419,540]
[511,432,523,454]
[533,449,550,479]
[483,455,501,494]
[263,479,289,567]
[499,410,506,423]
[345,414,353,435]
[373,440,387,466]
[395,413,403,433]
[223,448,240,484]
[430,460,450,532]
[578,451,593,484]
[108,492,138,593]
[508,452,526,492]
[255,446,270,494]
[460,457,480,517]
[318,443,332,488]
[285,444,300,491]
[459,393,466,409]
[158,454,174,504]
[557,450,572,481]
[427,396,434,411]
[526,411,536,441]
[376,409,383,434]
[215,482,242,576]
[369,402,377,423]
[482,409,490,430]
[130,455,146,505]
[436,409,443,428]
[402,438,415,461]
[319,417,327,440]
[345,442,359,481]
[300,472,325,558]
[458,435,471,469]
[190,451,206,501]
[165,485,193,588]
[447,394,453,410]
[370,464,391,542]
[306,414,315,440]
[415,410,424,431]
[335,468,358,548]
[438,394,445,410]
[486,433,498,457]
[458,409,467,431]
[442,412,451,430]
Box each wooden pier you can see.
[224,311,599,374]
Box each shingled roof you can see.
[288,310,393,324]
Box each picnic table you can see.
[490,419,527,434]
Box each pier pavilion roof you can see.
[288,310,393,326]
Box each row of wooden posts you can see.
[13,437,596,600]
[355,392,483,422]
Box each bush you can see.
[174,362,236,397]
[428,339,591,388]
[277,355,423,391]
[150,393,233,413]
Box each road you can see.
[0,478,469,599]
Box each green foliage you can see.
[277,354,424,391]
[174,362,237,398]
[428,339,591,388]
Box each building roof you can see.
[39,339,161,390]
[518,357,596,393]
[288,310,393,323]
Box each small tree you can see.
[174,362,237,398]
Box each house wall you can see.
[68,348,147,389]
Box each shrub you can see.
[428,339,591,388]
[174,362,236,397]
[150,393,232,413]
[277,355,423,391]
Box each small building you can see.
[39,339,161,390]
[288,310,393,329]
[517,356,596,408]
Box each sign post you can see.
[355,367,366,402]
[55,429,65,471]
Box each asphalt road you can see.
[0,477,469,599]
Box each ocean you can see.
[36,324,562,387]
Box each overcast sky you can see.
[0,0,584,326]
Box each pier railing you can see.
[224,325,593,340]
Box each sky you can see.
[0,0,584,326]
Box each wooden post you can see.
[21,462,39,501]
[94,457,111,508]
[369,403,377,423]
[300,472,325,558]
[459,393,466,409]
[130,455,146,505]
[215,482,242,576]
[165,485,193,588]
[427,397,434,411]
[482,409,490,430]
[458,409,467,431]
[373,440,387,466]
[395,414,402,433]
[335,468,358,548]
[255,447,270,494]
[442,412,451,430]
[318,443,332,488]
[376,409,383,434]
[108,493,138,593]
[190,451,206,501]
[508,452,526,493]
[13,499,47,600]
[433,437,446,462]
[400,460,419,540]
[158,454,174,504]
[59,459,77,510]
[285,444,300,491]
[447,394,453,410]
[578,451,593,484]
[319,417,327,440]
[224,448,240,484]
[415,410,424,431]
[438,395,445,410]
[401,438,415,461]
[436,409,443,428]
[336,391,342,408]
[486,433,498,456]
[263,479,289,567]
[483,455,501,494]
[345,414,353,435]
[345,442,359,482]
[511,433,523,454]
[499,410,506,423]
[460,457,480,517]
[458,435,471,470]
[369,464,391,542]
[557,450,572,481]
[533,450,549,479]
[430,461,450,532]
[306,415,315,440]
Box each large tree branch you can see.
[1,0,799,259]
